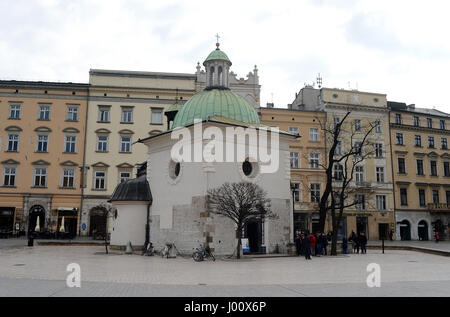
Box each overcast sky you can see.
[1,0,449,112]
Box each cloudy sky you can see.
[1,0,449,112]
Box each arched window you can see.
[209,66,215,86]
[218,66,223,86]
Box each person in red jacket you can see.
[309,233,316,256]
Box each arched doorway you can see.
[89,207,107,240]
[399,220,411,241]
[28,205,45,234]
[418,220,428,241]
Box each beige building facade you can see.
[260,107,327,236]
[389,102,450,240]
[0,80,88,237]
[290,86,395,240]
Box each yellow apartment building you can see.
[289,86,395,240]
[260,106,327,236]
[0,80,88,237]
[81,69,197,236]
[389,102,450,240]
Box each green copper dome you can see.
[204,48,231,64]
[172,89,260,128]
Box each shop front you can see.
[0,207,15,237]
[56,208,79,239]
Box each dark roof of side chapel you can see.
[109,168,152,203]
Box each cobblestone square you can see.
[0,241,449,297]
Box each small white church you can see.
[109,42,295,255]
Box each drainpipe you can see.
[388,109,397,240]
[144,202,151,248]
[80,85,90,237]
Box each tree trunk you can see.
[331,210,338,256]
[236,227,242,259]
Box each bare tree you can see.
[207,182,275,259]
[93,203,116,254]
[316,110,380,255]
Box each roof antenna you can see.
[316,73,322,88]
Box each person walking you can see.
[435,231,440,243]
[322,233,328,255]
[309,233,316,256]
[342,237,348,254]
[349,231,357,254]
[303,234,312,260]
[389,229,393,241]
[295,234,302,256]
[359,232,367,254]
[315,233,322,256]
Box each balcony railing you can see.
[428,203,450,212]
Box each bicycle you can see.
[192,244,215,262]
[161,242,179,258]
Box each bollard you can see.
[27,236,34,247]
[125,241,133,254]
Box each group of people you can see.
[295,232,331,260]
[343,231,368,254]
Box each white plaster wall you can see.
[110,202,147,247]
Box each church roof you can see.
[171,88,260,129]
[109,175,152,203]
[204,47,231,65]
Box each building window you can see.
[333,117,340,128]
[66,107,78,121]
[398,157,406,174]
[432,189,439,204]
[376,195,387,211]
[441,138,448,150]
[292,183,300,202]
[310,183,320,203]
[310,153,319,169]
[447,191,450,205]
[94,171,106,190]
[289,127,299,135]
[62,168,75,188]
[427,118,432,129]
[3,167,16,186]
[7,134,19,152]
[151,108,163,125]
[376,167,385,183]
[120,136,131,153]
[440,120,445,130]
[395,113,402,125]
[444,162,450,177]
[418,189,426,207]
[98,107,110,122]
[36,135,49,152]
[96,136,108,152]
[119,172,131,183]
[121,108,133,123]
[354,141,363,156]
[38,105,50,120]
[428,136,435,148]
[413,116,420,127]
[33,168,47,187]
[396,133,404,145]
[64,136,76,153]
[355,194,366,210]
[335,140,342,155]
[430,160,437,176]
[290,152,299,168]
[374,143,383,158]
[414,135,422,147]
[333,163,343,181]
[375,120,381,133]
[400,188,408,206]
[354,119,361,131]
[309,128,319,141]
[417,159,424,175]
[9,105,21,119]
[355,166,364,183]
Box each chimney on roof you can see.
[266,102,274,108]
[408,104,415,110]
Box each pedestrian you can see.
[359,232,367,254]
[435,232,440,243]
[309,233,316,256]
[315,233,322,256]
[302,234,312,260]
[342,237,348,254]
[295,234,301,256]
[322,233,328,255]
[389,229,393,241]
